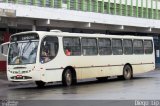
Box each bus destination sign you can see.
[21,36,35,40]
[11,33,39,42]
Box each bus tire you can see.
[62,69,73,86]
[123,65,132,80]
[35,81,45,88]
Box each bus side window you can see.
[112,39,123,55]
[144,40,153,54]
[123,39,133,55]
[98,38,112,55]
[82,38,98,56]
[40,36,59,63]
[133,40,144,54]
[0,42,9,56]
[63,37,81,56]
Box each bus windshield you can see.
[8,41,39,65]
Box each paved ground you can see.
[0,70,160,100]
[0,70,160,106]
[0,71,7,80]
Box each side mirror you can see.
[0,42,10,57]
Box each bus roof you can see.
[11,31,153,40]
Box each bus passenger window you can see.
[82,38,98,56]
[112,39,123,55]
[123,39,133,55]
[98,38,112,55]
[133,40,144,54]
[63,37,81,56]
[40,36,59,63]
[144,40,153,54]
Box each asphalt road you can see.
[0,70,160,106]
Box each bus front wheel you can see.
[35,81,45,88]
[62,69,73,86]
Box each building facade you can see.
[0,0,160,32]
[1,0,160,19]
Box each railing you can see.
[0,0,160,20]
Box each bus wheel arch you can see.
[123,63,133,80]
[62,66,77,86]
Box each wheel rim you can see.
[124,66,131,79]
[66,70,72,86]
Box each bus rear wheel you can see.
[62,69,73,86]
[123,65,132,80]
[35,81,45,88]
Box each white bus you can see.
[7,30,155,87]
[0,42,9,71]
